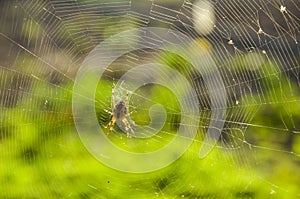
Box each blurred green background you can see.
[0,0,299,198]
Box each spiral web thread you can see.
[0,0,299,198]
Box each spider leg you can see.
[104,108,113,115]
[124,86,135,117]
[125,108,136,117]
[122,118,133,137]
[105,117,116,135]
[124,86,138,117]
[125,86,129,107]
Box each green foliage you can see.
[0,43,299,199]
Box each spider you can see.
[104,83,134,137]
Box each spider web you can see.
[0,0,299,198]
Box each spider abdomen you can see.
[114,100,127,119]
